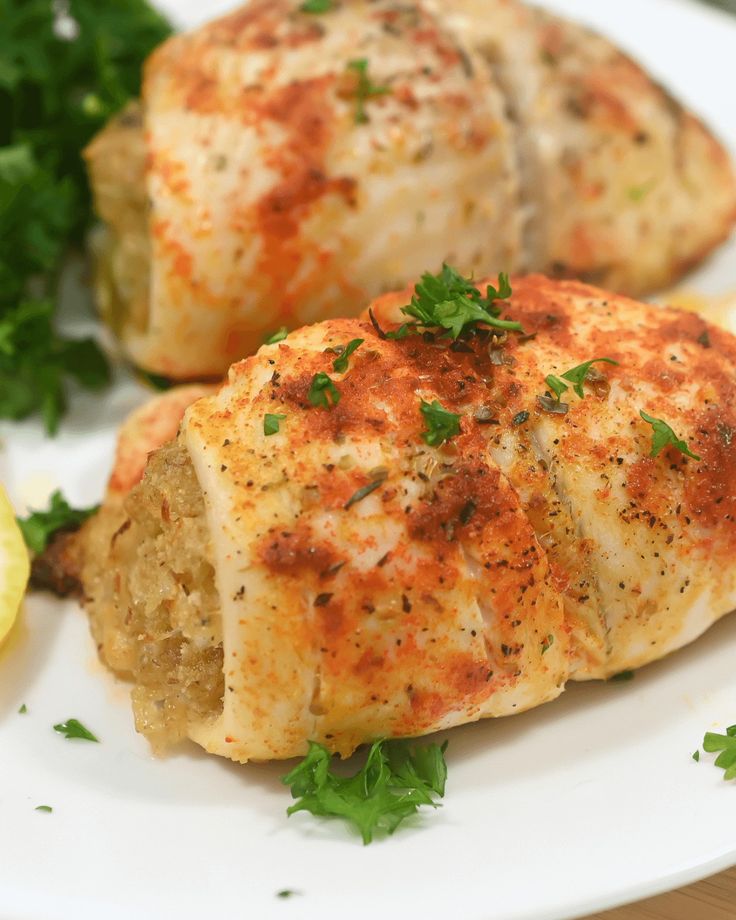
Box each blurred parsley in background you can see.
[0,0,171,433]
[700,0,736,13]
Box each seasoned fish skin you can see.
[84,0,736,379]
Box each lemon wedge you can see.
[0,484,30,644]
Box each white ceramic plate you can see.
[2,2,736,919]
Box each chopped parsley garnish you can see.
[545,357,618,401]
[17,490,99,554]
[276,889,298,898]
[692,750,700,762]
[300,0,332,10]
[702,727,736,781]
[384,323,412,341]
[541,634,554,654]
[282,738,448,844]
[0,0,171,433]
[264,326,289,345]
[35,805,53,813]
[639,411,700,461]
[397,265,519,340]
[53,718,99,742]
[420,399,461,447]
[18,703,27,714]
[331,338,364,374]
[264,413,286,436]
[307,372,341,409]
[346,59,391,124]
[512,410,529,426]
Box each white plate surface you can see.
[2,2,736,919]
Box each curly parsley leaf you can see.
[420,399,461,447]
[282,738,448,844]
[300,0,333,11]
[17,490,99,554]
[401,265,519,339]
[331,338,364,373]
[702,728,736,781]
[264,412,286,436]
[639,411,700,461]
[0,0,172,432]
[0,299,110,434]
[346,59,391,124]
[545,357,619,401]
[53,718,99,742]
[308,372,341,409]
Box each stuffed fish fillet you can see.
[84,0,736,378]
[77,276,736,762]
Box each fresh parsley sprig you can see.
[393,265,519,341]
[0,298,110,435]
[420,399,461,447]
[545,357,618,401]
[17,490,99,554]
[0,0,172,433]
[639,411,700,461]
[283,738,448,844]
[696,725,736,780]
[346,59,391,124]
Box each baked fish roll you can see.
[78,275,736,762]
[85,0,521,378]
[446,0,736,294]
[84,0,736,379]
[369,275,736,680]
